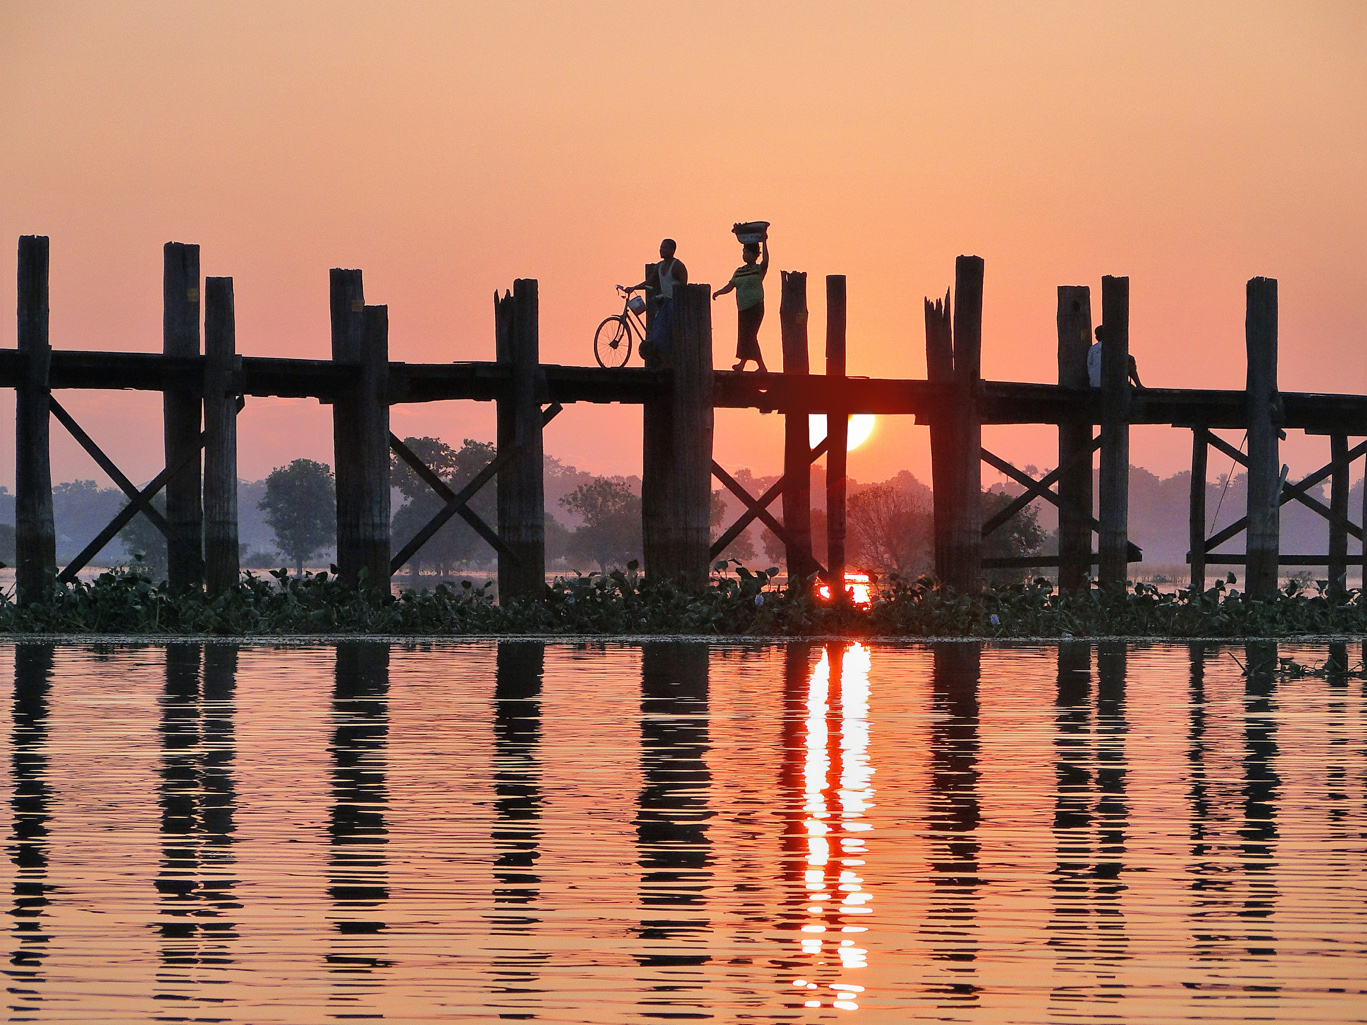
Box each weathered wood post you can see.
[329,269,365,586]
[1097,274,1130,593]
[944,255,984,591]
[780,270,816,582]
[203,276,239,594]
[495,279,546,601]
[641,283,713,585]
[15,236,56,604]
[1056,285,1093,594]
[1189,427,1208,591]
[825,275,849,597]
[1328,432,1348,597]
[924,288,953,580]
[357,305,391,592]
[163,242,204,589]
[1244,276,1280,597]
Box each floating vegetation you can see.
[0,563,1366,638]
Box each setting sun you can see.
[809,413,876,452]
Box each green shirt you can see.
[730,264,764,310]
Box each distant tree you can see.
[259,459,336,574]
[544,512,573,568]
[117,495,168,580]
[560,477,642,572]
[849,483,932,577]
[390,437,498,578]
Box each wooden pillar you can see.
[495,279,546,601]
[203,276,239,594]
[1244,276,1280,596]
[944,255,983,591]
[924,288,953,581]
[163,242,203,589]
[329,269,365,586]
[1097,274,1130,593]
[15,236,56,604]
[641,283,713,585]
[1189,427,1208,592]
[825,275,848,598]
[1056,285,1093,594]
[357,305,391,593]
[780,271,816,582]
[1328,432,1348,597]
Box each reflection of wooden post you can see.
[357,306,391,592]
[1098,275,1130,593]
[780,271,815,581]
[1056,285,1092,594]
[1328,432,1348,597]
[925,288,953,581]
[825,275,848,596]
[641,283,713,585]
[944,256,983,591]
[330,269,365,586]
[1244,277,1280,597]
[203,277,239,594]
[495,279,546,601]
[164,242,203,589]
[1189,427,1208,592]
[15,236,56,604]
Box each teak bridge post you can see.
[938,255,983,591]
[1244,276,1280,597]
[163,242,203,590]
[15,236,55,604]
[203,276,239,595]
[825,275,849,596]
[329,268,366,588]
[1098,274,1130,592]
[780,271,815,581]
[495,279,546,600]
[1056,285,1092,594]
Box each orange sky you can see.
[2,1,1365,490]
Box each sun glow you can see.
[809,414,875,452]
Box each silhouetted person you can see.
[626,239,688,365]
[713,238,770,372]
[1088,325,1143,389]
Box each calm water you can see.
[0,640,1364,1023]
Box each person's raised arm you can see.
[759,239,770,277]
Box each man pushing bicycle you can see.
[624,239,688,366]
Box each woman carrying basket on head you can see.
[713,223,770,372]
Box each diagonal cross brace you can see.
[1203,436,1367,552]
[388,403,562,574]
[709,437,830,566]
[50,397,173,537]
[981,444,1141,560]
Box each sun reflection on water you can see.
[793,642,875,1012]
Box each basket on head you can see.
[732,220,770,245]
[627,295,647,315]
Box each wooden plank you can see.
[15,235,56,603]
[1097,275,1131,592]
[1244,276,1280,595]
[1057,284,1093,593]
[330,269,365,586]
[495,279,546,600]
[1328,432,1349,596]
[780,270,817,579]
[1189,427,1208,591]
[163,242,203,589]
[203,276,239,594]
[825,275,849,597]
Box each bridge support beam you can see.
[203,276,239,594]
[163,242,203,589]
[939,255,983,591]
[1244,276,1280,596]
[780,270,816,583]
[15,236,56,604]
[496,279,546,601]
[1056,284,1093,594]
[330,269,366,587]
[825,275,848,597]
[1098,274,1130,593]
[356,306,391,593]
[642,283,713,586]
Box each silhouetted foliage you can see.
[259,459,336,574]
[560,477,642,572]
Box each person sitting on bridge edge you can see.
[625,239,687,365]
[1088,324,1143,389]
[713,238,769,372]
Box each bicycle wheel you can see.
[593,315,634,368]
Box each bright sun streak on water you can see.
[810,414,875,451]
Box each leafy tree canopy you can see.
[259,459,336,574]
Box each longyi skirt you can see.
[736,301,764,361]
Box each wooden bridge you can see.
[9,236,1366,603]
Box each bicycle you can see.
[593,285,648,368]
